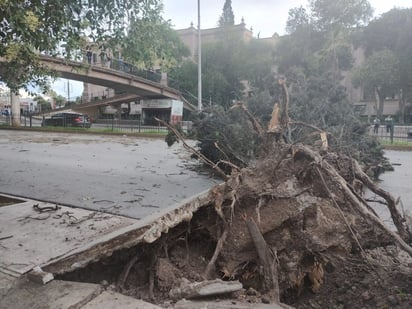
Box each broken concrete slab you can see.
[0,279,101,309]
[173,299,288,309]
[27,266,54,285]
[0,198,137,276]
[169,278,243,300]
[82,291,163,309]
[43,188,216,274]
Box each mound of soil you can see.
[59,141,412,308]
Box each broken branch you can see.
[155,117,228,180]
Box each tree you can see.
[122,14,189,71]
[218,0,235,27]
[352,49,400,118]
[0,0,162,93]
[360,8,412,122]
[282,0,372,78]
[34,95,51,112]
[286,6,312,34]
[170,37,276,109]
[309,0,373,31]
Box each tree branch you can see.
[155,117,228,180]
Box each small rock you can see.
[246,287,258,296]
[261,296,270,304]
[27,266,54,285]
[387,295,399,306]
[361,291,372,301]
[360,278,370,288]
[308,300,320,308]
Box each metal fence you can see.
[94,119,192,134]
[370,125,412,144]
[95,118,167,134]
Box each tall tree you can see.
[122,13,189,71]
[309,0,373,31]
[360,8,412,122]
[286,6,312,34]
[352,49,400,118]
[0,0,162,93]
[218,0,235,27]
[282,0,373,77]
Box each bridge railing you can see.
[109,59,162,84]
[39,53,196,108]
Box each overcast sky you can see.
[162,0,412,38]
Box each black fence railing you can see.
[109,59,162,84]
[369,125,412,143]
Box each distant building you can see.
[176,20,279,62]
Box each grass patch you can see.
[0,125,167,136]
[380,139,412,150]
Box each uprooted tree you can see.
[158,77,412,305]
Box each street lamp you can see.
[197,0,202,112]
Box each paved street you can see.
[0,129,218,219]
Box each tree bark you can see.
[11,92,21,127]
[245,217,280,303]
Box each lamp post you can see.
[197,0,202,111]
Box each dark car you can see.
[42,113,92,128]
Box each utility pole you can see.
[197,0,202,111]
[67,80,70,105]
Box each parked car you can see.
[42,112,92,128]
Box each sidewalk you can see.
[0,193,290,309]
[0,192,198,308]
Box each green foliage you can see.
[361,8,412,102]
[352,49,400,99]
[286,6,312,34]
[186,0,382,169]
[168,61,198,104]
[309,0,373,30]
[0,0,162,92]
[282,0,372,77]
[34,95,51,111]
[122,8,189,70]
[218,0,235,27]
[170,37,276,109]
[191,105,260,170]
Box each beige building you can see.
[176,20,279,62]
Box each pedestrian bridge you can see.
[1,55,196,111]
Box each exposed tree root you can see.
[117,254,139,291]
[245,216,280,303]
[292,144,412,256]
[203,224,228,279]
[351,158,411,243]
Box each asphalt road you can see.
[364,150,412,227]
[0,129,218,219]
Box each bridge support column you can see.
[11,92,21,127]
